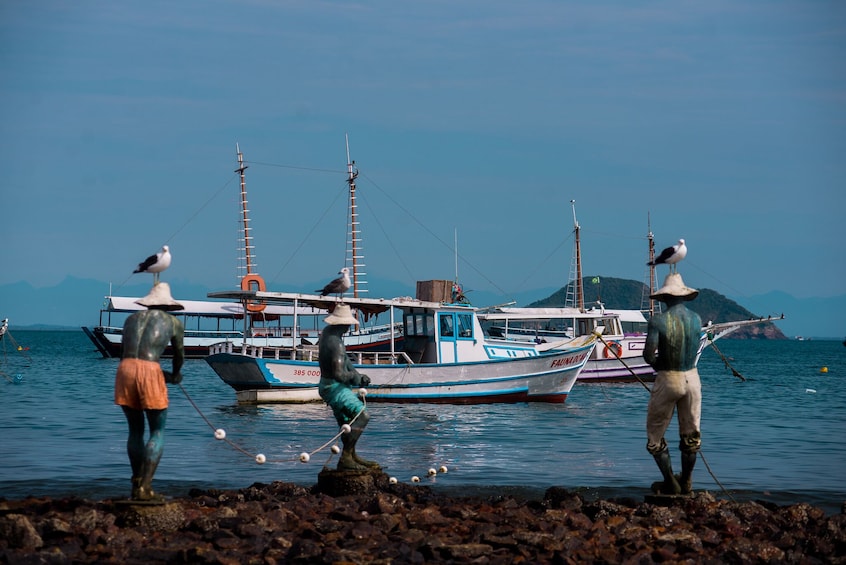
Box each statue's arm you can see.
[168,319,185,384]
[643,319,660,367]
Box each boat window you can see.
[439,313,454,337]
[404,312,434,337]
[456,312,473,338]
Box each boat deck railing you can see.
[208,341,415,366]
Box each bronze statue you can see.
[643,273,702,495]
[114,283,185,501]
[317,304,379,471]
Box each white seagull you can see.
[316,267,351,297]
[648,239,687,273]
[134,245,172,284]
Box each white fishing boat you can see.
[82,143,400,358]
[478,305,653,382]
[205,287,598,404]
[478,202,656,383]
[477,203,785,383]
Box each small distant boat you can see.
[1,318,32,383]
[205,288,598,404]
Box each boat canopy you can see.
[478,307,647,324]
[207,289,449,318]
[105,296,318,318]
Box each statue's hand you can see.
[360,374,371,387]
[163,371,183,384]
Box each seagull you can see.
[316,267,351,297]
[647,239,687,273]
[134,245,172,284]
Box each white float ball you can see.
[214,428,226,440]
[389,477,398,484]
[255,453,266,464]
[358,388,368,397]
[439,465,448,474]
[411,476,420,483]
[299,452,310,463]
[428,468,437,476]
[331,445,341,454]
[340,424,352,434]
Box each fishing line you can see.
[594,334,735,499]
[177,382,358,465]
[178,383,452,483]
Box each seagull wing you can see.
[134,253,160,273]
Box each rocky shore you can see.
[1,474,844,564]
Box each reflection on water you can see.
[0,333,844,514]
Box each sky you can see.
[1,1,844,306]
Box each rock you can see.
[0,482,842,563]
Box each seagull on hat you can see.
[134,245,171,284]
[316,267,351,297]
[647,239,687,273]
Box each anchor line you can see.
[705,333,746,381]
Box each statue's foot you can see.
[132,485,166,502]
[353,454,381,469]
[337,454,370,471]
[675,474,693,495]
[650,479,682,495]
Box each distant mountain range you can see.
[1,275,842,339]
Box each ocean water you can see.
[1,331,844,514]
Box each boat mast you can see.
[236,143,257,279]
[647,213,657,317]
[345,134,366,298]
[571,200,585,312]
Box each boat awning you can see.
[105,296,319,317]
[206,289,447,318]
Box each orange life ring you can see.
[240,274,267,313]
[603,341,623,359]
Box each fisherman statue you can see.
[318,304,379,471]
[114,283,185,501]
[643,273,702,496]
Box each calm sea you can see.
[1,331,844,514]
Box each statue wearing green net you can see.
[318,304,380,471]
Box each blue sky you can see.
[1,1,844,305]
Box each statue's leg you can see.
[651,443,681,495]
[338,426,369,471]
[122,406,146,498]
[349,412,379,468]
[676,371,701,495]
[646,375,681,494]
[135,409,167,500]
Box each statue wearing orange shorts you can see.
[114,283,184,501]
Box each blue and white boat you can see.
[205,289,598,404]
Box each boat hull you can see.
[206,344,593,404]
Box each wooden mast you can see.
[571,200,585,312]
[236,143,257,278]
[647,213,657,317]
[345,134,365,299]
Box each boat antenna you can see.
[454,228,459,283]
